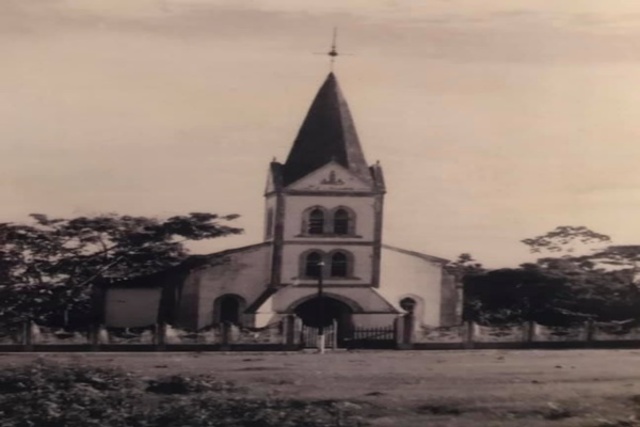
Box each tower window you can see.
[333,208,350,235]
[305,251,323,278]
[330,251,349,277]
[307,208,325,235]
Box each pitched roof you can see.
[282,72,372,186]
[382,244,450,264]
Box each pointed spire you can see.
[282,73,372,186]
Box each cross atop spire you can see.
[327,27,339,71]
[315,27,351,72]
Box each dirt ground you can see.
[2,349,640,426]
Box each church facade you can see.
[103,73,461,332]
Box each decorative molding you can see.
[283,240,374,246]
[283,190,383,197]
[320,170,345,185]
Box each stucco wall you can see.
[378,247,445,326]
[193,244,272,329]
[280,244,374,285]
[104,288,162,328]
[175,273,201,329]
[351,313,400,328]
[282,195,377,241]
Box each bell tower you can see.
[265,73,385,290]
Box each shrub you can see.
[153,397,364,427]
[0,362,366,427]
[146,374,241,395]
[0,362,144,427]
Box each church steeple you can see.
[282,73,372,186]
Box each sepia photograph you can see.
[2,1,640,425]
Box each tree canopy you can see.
[0,212,242,327]
[464,226,640,325]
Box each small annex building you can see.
[102,72,462,334]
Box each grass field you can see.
[3,349,640,426]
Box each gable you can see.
[286,161,373,192]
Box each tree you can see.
[0,212,242,327]
[463,266,575,325]
[463,226,640,326]
[519,226,640,323]
[445,253,485,280]
[521,225,611,256]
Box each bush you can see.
[0,362,366,427]
[0,362,143,427]
[0,360,137,393]
[153,397,364,427]
[146,374,241,395]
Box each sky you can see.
[3,0,640,268]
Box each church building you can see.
[103,72,461,333]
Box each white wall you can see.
[378,247,444,326]
[195,245,272,328]
[352,313,400,328]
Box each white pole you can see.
[318,332,326,354]
[317,260,325,354]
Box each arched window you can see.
[333,208,351,235]
[400,297,417,314]
[305,252,323,278]
[330,252,349,277]
[307,209,325,235]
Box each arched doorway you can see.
[294,296,354,344]
[213,294,245,325]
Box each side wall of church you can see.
[188,245,272,329]
[174,273,201,329]
[378,247,451,326]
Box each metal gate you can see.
[300,321,338,349]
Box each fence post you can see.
[90,324,99,351]
[525,321,535,344]
[221,323,231,350]
[463,321,474,349]
[285,315,296,346]
[586,319,595,344]
[394,316,405,348]
[155,323,166,351]
[295,317,304,347]
[332,319,338,349]
[405,314,415,345]
[23,319,33,351]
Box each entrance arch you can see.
[293,296,354,344]
[213,294,246,326]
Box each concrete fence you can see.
[0,317,302,352]
[2,317,640,351]
[407,319,640,349]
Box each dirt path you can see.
[2,349,639,426]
